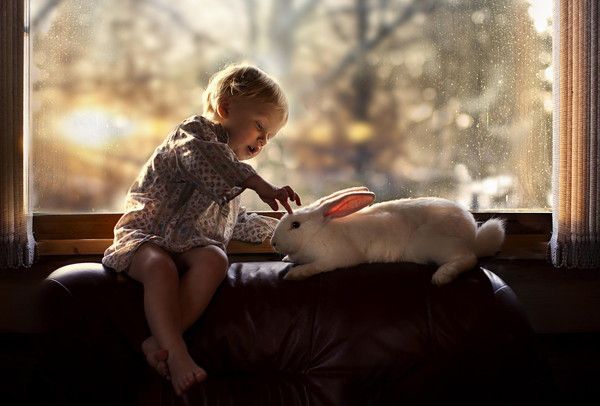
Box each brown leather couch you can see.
[39,261,550,405]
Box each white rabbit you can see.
[270,186,505,285]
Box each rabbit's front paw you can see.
[282,255,293,263]
[284,264,317,280]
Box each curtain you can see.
[550,0,600,268]
[1,0,36,268]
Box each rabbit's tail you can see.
[474,218,506,257]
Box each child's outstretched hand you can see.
[262,184,302,213]
[243,175,301,213]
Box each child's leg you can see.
[128,243,205,396]
[175,245,229,330]
[141,339,169,378]
[142,245,229,376]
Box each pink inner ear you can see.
[324,194,375,218]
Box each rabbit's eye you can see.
[291,221,301,229]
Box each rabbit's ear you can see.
[312,186,371,208]
[322,192,375,219]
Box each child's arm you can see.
[173,118,258,204]
[243,174,301,214]
[231,207,279,243]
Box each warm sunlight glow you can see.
[527,0,553,34]
[32,0,553,212]
[544,65,553,82]
[61,109,135,147]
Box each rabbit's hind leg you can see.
[430,250,477,286]
[284,263,324,280]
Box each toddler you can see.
[102,63,301,396]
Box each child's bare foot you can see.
[167,350,207,396]
[142,336,170,379]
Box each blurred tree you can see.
[30,0,552,212]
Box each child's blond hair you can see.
[202,63,288,123]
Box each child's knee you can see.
[187,246,228,281]
[130,244,178,282]
[203,246,229,277]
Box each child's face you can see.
[217,100,285,161]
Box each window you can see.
[24,0,552,255]
[30,0,552,214]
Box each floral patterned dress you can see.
[102,115,278,272]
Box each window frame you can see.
[32,212,552,258]
[2,0,550,260]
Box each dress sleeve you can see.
[231,207,279,243]
[171,117,257,205]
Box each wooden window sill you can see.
[36,238,277,256]
[33,212,551,259]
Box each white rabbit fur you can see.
[270,186,505,285]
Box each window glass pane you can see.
[30,0,552,213]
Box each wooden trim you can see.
[33,214,122,240]
[33,212,282,240]
[36,238,276,256]
[496,234,549,260]
[37,239,112,256]
[33,212,551,240]
[33,212,283,255]
[34,212,552,258]
[35,234,550,258]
